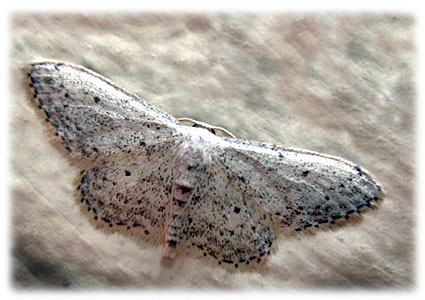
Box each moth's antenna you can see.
[178,117,236,139]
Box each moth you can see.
[27,60,383,269]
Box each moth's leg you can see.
[178,117,236,138]
[163,181,193,260]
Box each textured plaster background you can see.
[10,14,415,289]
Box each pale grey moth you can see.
[27,60,383,269]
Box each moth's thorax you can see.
[173,127,217,192]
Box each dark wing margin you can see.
[27,60,182,157]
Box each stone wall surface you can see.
[10,14,415,289]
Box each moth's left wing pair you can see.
[28,61,182,157]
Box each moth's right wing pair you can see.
[222,139,382,229]
[185,138,383,265]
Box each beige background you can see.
[10,14,414,289]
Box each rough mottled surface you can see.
[11,14,414,288]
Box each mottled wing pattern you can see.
[79,141,180,242]
[183,154,275,268]
[220,139,383,232]
[28,61,181,156]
